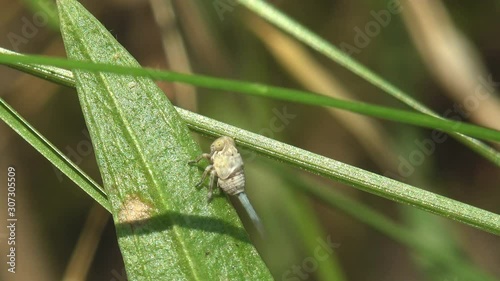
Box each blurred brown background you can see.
[1,0,499,280]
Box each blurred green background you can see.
[1,0,499,280]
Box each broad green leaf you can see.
[1,55,498,280]
[56,0,271,280]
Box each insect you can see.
[189,136,264,236]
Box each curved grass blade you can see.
[180,109,500,236]
[56,0,271,280]
[236,0,500,165]
[2,48,499,236]
[0,52,500,143]
[1,68,495,277]
[284,170,497,281]
[278,165,495,281]
[247,164,346,281]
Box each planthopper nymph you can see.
[189,136,264,236]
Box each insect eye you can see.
[210,140,225,152]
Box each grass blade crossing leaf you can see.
[2,48,499,236]
[0,52,499,143]
[56,0,271,280]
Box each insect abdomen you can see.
[218,170,245,196]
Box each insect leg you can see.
[195,164,214,188]
[188,153,211,165]
[206,169,217,203]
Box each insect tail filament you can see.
[237,192,265,237]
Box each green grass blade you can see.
[249,164,345,281]
[236,0,500,165]
[0,52,500,143]
[180,109,500,235]
[56,0,271,280]
[0,98,110,211]
[23,0,60,29]
[0,48,74,87]
[286,172,497,281]
[2,48,499,236]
